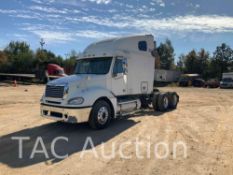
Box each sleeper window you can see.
[138,41,147,51]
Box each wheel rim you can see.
[172,95,178,106]
[163,97,169,109]
[97,106,109,125]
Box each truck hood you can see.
[47,74,107,90]
[47,74,85,86]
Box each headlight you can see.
[68,97,84,105]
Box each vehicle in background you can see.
[178,74,200,87]
[204,79,220,88]
[220,78,233,89]
[154,69,181,83]
[0,63,67,83]
[222,72,233,79]
[220,73,233,89]
[40,34,179,129]
[46,64,67,80]
[36,63,67,83]
[192,78,205,87]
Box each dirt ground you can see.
[0,84,233,175]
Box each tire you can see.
[152,92,160,111]
[168,92,179,109]
[157,93,169,112]
[89,100,112,129]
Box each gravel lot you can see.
[0,84,233,175]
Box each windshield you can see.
[222,78,233,82]
[58,69,64,75]
[74,57,112,75]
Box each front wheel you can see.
[89,100,112,129]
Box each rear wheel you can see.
[157,93,169,112]
[168,92,179,109]
[89,100,112,129]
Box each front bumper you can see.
[40,104,92,123]
[220,84,233,88]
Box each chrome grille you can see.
[45,85,64,98]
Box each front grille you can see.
[45,85,64,98]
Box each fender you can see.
[77,86,117,117]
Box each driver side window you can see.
[113,58,124,74]
[113,57,128,75]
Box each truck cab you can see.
[46,64,67,81]
[40,35,179,129]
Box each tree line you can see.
[156,39,233,80]
[0,40,233,80]
[0,41,77,75]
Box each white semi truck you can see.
[40,35,179,129]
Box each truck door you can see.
[111,57,128,95]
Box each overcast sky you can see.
[0,0,233,59]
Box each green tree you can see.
[210,43,233,79]
[176,54,185,71]
[197,49,210,79]
[4,41,34,73]
[183,49,210,79]
[156,39,175,70]
[0,51,7,65]
[63,50,79,75]
[35,49,64,66]
[0,51,8,72]
[184,50,198,74]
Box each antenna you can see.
[40,38,45,50]
[65,53,70,59]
